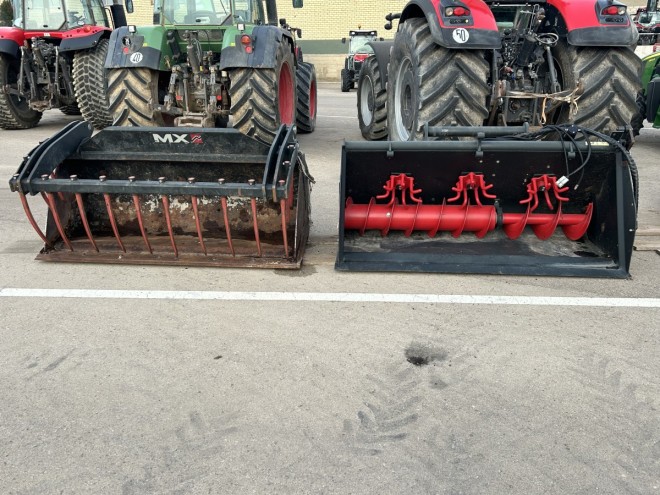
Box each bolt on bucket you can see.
[336,125,637,278]
[10,122,312,268]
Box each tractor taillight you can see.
[602,5,626,15]
[445,6,470,16]
[241,34,251,45]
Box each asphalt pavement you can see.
[0,83,658,494]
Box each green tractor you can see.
[632,50,660,135]
[105,0,316,143]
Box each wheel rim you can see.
[278,62,294,125]
[393,57,415,140]
[360,75,374,125]
[309,78,317,120]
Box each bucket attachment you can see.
[10,121,312,268]
[337,125,637,278]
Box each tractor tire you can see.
[73,38,112,129]
[553,43,641,135]
[229,39,296,144]
[387,17,489,141]
[357,55,387,140]
[0,54,42,129]
[59,103,81,115]
[340,68,351,92]
[631,91,646,136]
[296,62,317,133]
[107,67,165,126]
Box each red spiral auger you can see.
[344,173,593,241]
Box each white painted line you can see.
[318,115,358,119]
[1,288,659,308]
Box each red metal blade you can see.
[280,198,289,257]
[161,195,178,257]
[220,197,235,256]
[191,196,207,255]
[18,192,51,247]
[103,193,126,253]
[251,198,262,257]
[75,193,99,252]
[44,193,74,251]
[561,203,593,241]
[132,195,153,254]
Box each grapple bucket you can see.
[10,122,312,268]
[337,126,637,278]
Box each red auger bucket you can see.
[10,121,312,268]
[336,125,637,278]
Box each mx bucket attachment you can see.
[10,122,312,268]
[337,125,637,278]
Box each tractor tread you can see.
[0,54,42,129]
[229,40,296,144]
[388,17,489,140]
[73,39,112,129]
[107,67,164,127]
[358,55,388,140]
[296,62,317,133]
[556,45,641,134]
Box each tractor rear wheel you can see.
[357,55,387,140]
[387,17,489,141]
[73,38,112,129]
[553,44,641,134]
[0,54,42,129]
[107,67,166,126]
[340,68,352,92]
[59,103,81,115]
[229,39,296,144]
[631,91,646,136]
[296,62,317,133]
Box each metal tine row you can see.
[19,175,292,258]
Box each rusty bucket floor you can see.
[36,235,302,269]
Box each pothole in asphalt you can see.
[405,342,448,367]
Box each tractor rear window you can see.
[157,0,230,25]
[23,0,65,29]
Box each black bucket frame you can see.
[336,126,637,278]
[10,121,313,268]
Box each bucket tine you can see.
[18,192,51,247]
[44,192,74,251]
[74,192,99,252]
[280,198,289,256]
[160,192,178,258]
[131,193,153,254]
[190,192,207,256]
[250,197,262,257]
[220,196,235,256]
[102,190,126,253]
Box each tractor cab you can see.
[153,0,266,26]
[340,28,378,92]
[7,0,111,31]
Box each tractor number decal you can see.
[129,52,143,64]
[452,28,469,43]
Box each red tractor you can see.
[357,0,641,140]
[0,0,130,129]
[340,29,379,92]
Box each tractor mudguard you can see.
[336,125,637,278]
[10,121,312,269]
[366,41,393,86]
[0,39,20,59]
[220,25,294,70]
[105,26,162,70]
[546,0,638,46]
[399,0,501,49]
[59,29,108,52]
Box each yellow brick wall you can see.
[125,0,401,50]
[278,1,400,40]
